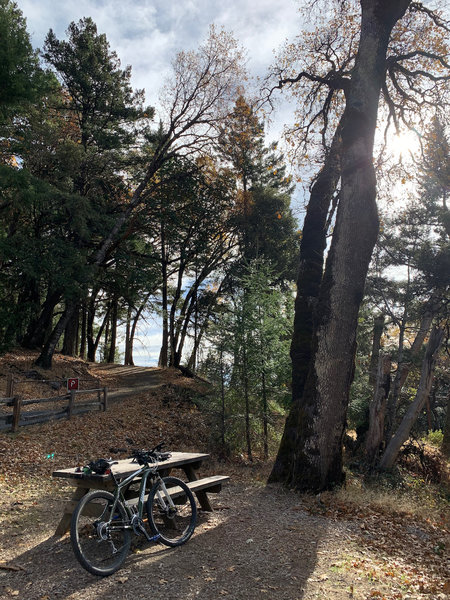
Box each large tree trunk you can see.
[268,124,342,483]
[22,289,61,349]
[379,325,444,470]
[35,301,76,369]
[365,353,391,465]
[62,305,79,356]
[273,0,410,491]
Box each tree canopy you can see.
[0,0,448,481]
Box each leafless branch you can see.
[409,2,450,33]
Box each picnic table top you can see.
[52,451,209,483]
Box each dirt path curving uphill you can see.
[89,364,168,400]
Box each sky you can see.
[16,0,303,139]
[14,0,305,367]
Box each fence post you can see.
[103,387,108,412]
[6,373,14,398]
[12,397,22,432]
[68,390,75,419]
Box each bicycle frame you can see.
[107,462,177,530]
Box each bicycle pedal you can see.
[131,517,146,536]
[132,520,159,543]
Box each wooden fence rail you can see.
[0,397,14,405]
[0,387,108,433]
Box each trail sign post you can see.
[67,378,79,392]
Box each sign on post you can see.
[67,378,79,391]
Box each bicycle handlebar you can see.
[109,441,171,465]
[131,449,171,465]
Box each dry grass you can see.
[330,471,449,527]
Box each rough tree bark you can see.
[62,306,79,356]
[385,302,435,442]
[365,353,391,466]
[268,124,342,483]
[379,325,444,470]
[271,0,411,491]
[21,289,61,349]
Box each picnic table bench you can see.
[52,451,229,536]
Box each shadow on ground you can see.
[0,483,328,600]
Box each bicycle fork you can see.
[156,478,178,516]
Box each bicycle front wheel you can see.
[146,476,197,547]
[70,490,131,576]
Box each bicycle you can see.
[70,442,197,576]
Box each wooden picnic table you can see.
[52,451,229,536]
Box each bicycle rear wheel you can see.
[146,476,196,547]
[70,490,131,576]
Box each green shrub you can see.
[422,430,444,448]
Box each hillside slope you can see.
[0,352,449,599]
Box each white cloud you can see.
[16,0,301,111]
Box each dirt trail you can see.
[0,481,357,600]
[89,365,167,400]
